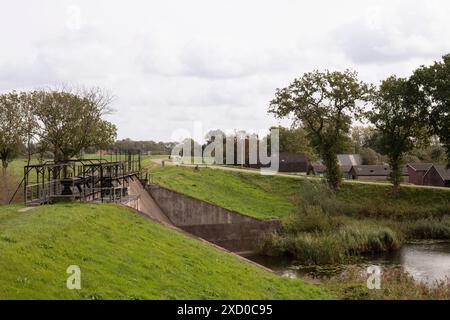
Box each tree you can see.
[31,88,117,162]
[0,92,26,175]
[272,126,318,160]
[412,54,450,167]
[350,126,376,154]
[269,70,372,190]
[368,76,428,195]
[20,92,39,166]
[360,147,382,165]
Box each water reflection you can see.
[247,242,450,286]
[397,243,450,285]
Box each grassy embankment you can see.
[149,165,450,265]
[0,203,331,300]
[150,165,450,220]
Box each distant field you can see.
[150,166,450,220]
[0,203,331,300]
[6,155,170,181]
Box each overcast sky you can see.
[1,0,450,141]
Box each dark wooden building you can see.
[308,162,327,176]
[278,153,310,172]
[349,165,408,182]
[406,163,433,185]
[338,154,363,179]
[423,164,450,188]
[248,152,309,173]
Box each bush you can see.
[340,226,399,254]
[324,266,450,300]
[406,219,450,239]
[283,205,338,234]
[299,180,360,217]
[262,223,399,265]
[260,178,448,265]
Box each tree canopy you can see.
[368,76,428,194]
[269,70,372,190]
[0,92,27,174]
[31,88,117,161]
[412,54,450,167]
[0,88,117,166]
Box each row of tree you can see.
[351,126,447,165]
[109,139,177,155]
[269,54,450,194]
[0,88,117,175]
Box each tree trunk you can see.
[27,142,32,167]
[323,151,342,191]
[389,156,402,197]
[1,160,7,177]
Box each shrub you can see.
[283,205,337,234]
[406,219,450,239]
[261,224,399,265]
[339,226,399,254]
[324,266,450,300]
[260,177,448,265]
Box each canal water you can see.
[248,242,450,286]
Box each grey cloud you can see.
[333,4,450,65]
[335,23,436,64]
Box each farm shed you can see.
[423,164,450,188]
[349,165,408,182]
[406,163,434,185]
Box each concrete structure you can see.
[349,165,408,182]
[423,164,450,188]
[406,163,434,185]
[146,184,281,253]
[127,179,173,225]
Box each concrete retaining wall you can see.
[146,184,281,253]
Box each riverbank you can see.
[260,180,450,264]
[248,241,450,299]
[148,166,450,262]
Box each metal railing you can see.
[24,181,134,205]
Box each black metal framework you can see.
[23,151,142,206]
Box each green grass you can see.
[151,166,299,220]
[150,166,450,220]
[323,265,450,300]
[5,155,170,184]
[6,159,41,182]
[260,181,450,264]
[0,203,331,300]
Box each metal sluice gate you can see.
[22,152,142,206]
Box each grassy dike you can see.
[150,166,450,220]
[0,203,332,300]
[150,166,450,264]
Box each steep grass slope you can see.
[0,203,331,300]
